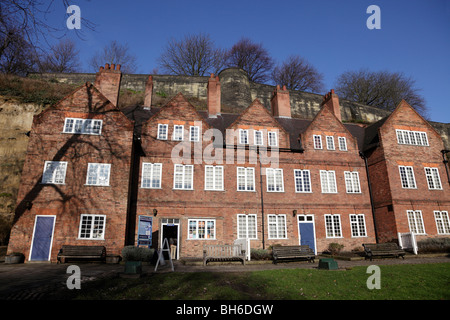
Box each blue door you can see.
[30,216,55,261]
[299,219,316,254]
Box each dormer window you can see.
[64,118,102,135]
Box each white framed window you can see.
[189,126,200,142]
[407,210,425,234]
[434,211,450,235]
[344,171,361,193]
[326,136,335,150]
[237,214,257,239]
[204,165,224,191]
[173,164,193,190]
[325,214,342,238]
[237,167,255,191]
[294,169,311,193]
[338,137,347,151]
[63,118,102,135]
[268,131,278,147]
[399,166,416,189]
[239,129,248,145]
[86,163,111,186]
[188,219,215,239]
[173,125,184,141]
[157,124,168,140]
[396,129,429,146]
[350,214,367,237]
[42,161,67,184]
[141,163,162,189]
[78,214,106,239]
[320,170,337,193]
[254,130,263,146]
[424,167,442,190]
[268,214,287,239]
[313,135,322,149]
[266,168,284,192]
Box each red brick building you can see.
[6,65,450,262]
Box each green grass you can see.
[59,263,450,300]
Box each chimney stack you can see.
[271,85,291,118]
[94,63,122,107]
[207,74,221,118]
[143,75,153,110]
[321,89,341,121]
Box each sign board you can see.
[137,215,153,247]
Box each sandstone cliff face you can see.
[0,97,44,221]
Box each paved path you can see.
[0,255,448,300]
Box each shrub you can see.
[328,243,344,255]
[250,248,272,260]
[417,238,450,253]
[121,246,155,262]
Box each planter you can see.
[124,261,142,274]
[106,255,121,264]
[5,253,24,264]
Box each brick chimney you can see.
[207,74,221,118]
[321,89,341,121]
[94,63,122,107]
[143,75,153,110]
[271,85,291,118]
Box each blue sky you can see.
[43,0,449,122]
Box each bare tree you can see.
[157,33,226,76]
[225,38,274,83]
[335,69,428,117]
[38,39,80,73]
[0,31,37,75]
[89,40,138,73]
[271,55,324,92]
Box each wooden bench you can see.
[203,244,246,266]
[272,245,315,264]
[363,243,406,261]
[57,245,106,263]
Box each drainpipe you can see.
[359,151,379,243]
[441,150,450,186]
[259,159,265,250]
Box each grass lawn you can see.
[60,263,449,300]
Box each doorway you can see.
[160,218,180,260]
[297,215,317,254]
[29,215,56,261]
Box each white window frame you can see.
[237,167,255,191]
[78,214,106,240]
[254,130,263,146]
[407,210,426,235]
[86,163,111,186]
[237,214,257,239]
[266,168,284,192]
[325,214,342,238]
[313,135,322,149]
[294,169,312,193]
[268,214,287,239]
[173,164,193,190]
[434,211,450,235]
[399,166,417,189]
[239,129,249,145]
[350,214,367,237]
[326,136,335,150]
[189,126,200,142]
[344,171,361,193]
[157,124,168,140]
[187,219,215,240]
[338,137,347,151]
[63,118,102,135]
[204,165,224,191]
[268,131,278,147]
[41,161,67,184]
[141,162,162,189]
[172,125,184,141]
[320,170,337,193]
[424,167,442,190]
[396,129,429,146]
